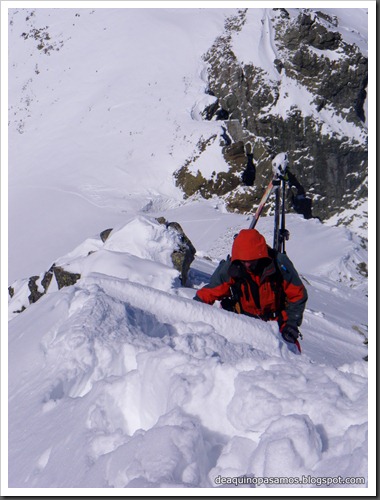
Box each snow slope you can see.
[7,6,372,282]
[4,3,374,495]
[7,211,370,492]
[7,7,233,282]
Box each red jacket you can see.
[195,229,307,328]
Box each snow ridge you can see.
[8,215,368,489]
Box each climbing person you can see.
[193,229,308,347]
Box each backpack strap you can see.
[266,248,287,308]
[244,274,261,309]
[228,265,261,312]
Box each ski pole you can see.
[272,178,281,251]
[279,177,289,253]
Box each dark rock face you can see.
[175,8,367,225]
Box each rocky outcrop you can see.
[24,264,81,304]
[52,265,81,290]
[8,259,82,315]
[175,8,368,226]
[27,275,46,304]
[156,218,196,286]
[9,221,197,315]
[100,228,113,243]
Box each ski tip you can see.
[272,152,289,177]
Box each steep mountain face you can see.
[175,8,368,227]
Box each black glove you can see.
[220,297,237,312]
[281,324,299,344]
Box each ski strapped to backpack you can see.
[249,178,277,230]
[249,152,290,254]
[271,153,290,254]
